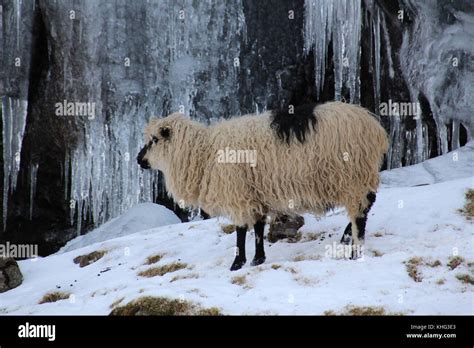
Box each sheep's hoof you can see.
[340,233,352,245]
[230,257,246,271]
[350,243,364,260]
[250,255,266,266]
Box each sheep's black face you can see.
[137,121,172,170]
[137,142,152,169]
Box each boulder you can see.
[0,257,23,293]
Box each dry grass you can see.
[371,250,383,257]
[455,273,474,285]
[145,254,164,265]
[293,275,315,286]
[231,275,247,286]
[109,296,221,316]
[109,297,125,309]
[405,257,423,282]
[324,305,390,316]
[285,232,302,243]
[220,224,236,234]
[271,264,282,270]
[293,254,322,262]
[138,262,188,278]
[170,273,199,283]
[301,232,322,242]
[39,291,71,304]
[73,250,106,267]
[458,189,474,219]
[436,278,445,285]
[427,260,442,267]
[447,256,464,270]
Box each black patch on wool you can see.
[270,103,319,144]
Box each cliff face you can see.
[1,0,472,255]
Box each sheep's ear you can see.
[160,127,171,139]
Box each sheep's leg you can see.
[230,225,247,271]
[349,217,363,259]
[350,191,376,259]
[251,219,266,266]
[340,222,352,245]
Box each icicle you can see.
[373,7,381,114]
[64,149,69,200]
[304,0,361,102]
[16,0,21,51]
[2,97,28,230]
[29,163,39,220]
[66,1,247,233]
[451,120,460,151]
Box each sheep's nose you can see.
[137,157,150,169]
[137,147,151,169]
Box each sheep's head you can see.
[137,112,184,171]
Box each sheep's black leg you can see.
[356,191,376,242]
[200,209,210,220]
[340,222,352,245]
[230,225,247,271]
[251,219,266,266]
[351,191,377,259]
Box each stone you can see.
[0,257,23,293]
[268,215,305,243]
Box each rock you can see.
[268,215,305,243]
[0,257,23,293]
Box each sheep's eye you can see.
[152,136,158,144]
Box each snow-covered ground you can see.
[0,146,472,315]
[59,203,181,253]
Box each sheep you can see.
[137,102,389,270]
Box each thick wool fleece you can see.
[143,102,388,227]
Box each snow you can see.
[58,203,180,253]
[0,149,472,315]
[381,140,474,187]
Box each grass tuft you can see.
[138,262,187,278]
[231,275,246,286]
[324,305,402,316]
[145,254,164,265]
[427,260,442,268]
[458,189,474,219]
[73,250,106,267]
[405,257,423,282]
[220,224,236,234]
[447,256,464,270]
[39,291,71,304]
[109,296,221,316]
[455,273,474,285]
[170,273,199,283]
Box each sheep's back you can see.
[198,103,388,224]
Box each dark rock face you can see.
[0,257,23,292]
[0,0,472,255]
[1,0,312,255]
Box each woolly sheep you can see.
[137,102,388,270]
